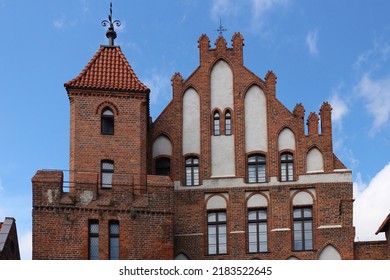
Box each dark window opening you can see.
[155,157,171,176]
[101,108,114,135]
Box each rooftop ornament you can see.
[101,1,121,46]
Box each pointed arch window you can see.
[101,107,114,135]
[213,112,220,136]
[247,154,266,183]
[281,152,294,182]
[225,111,232,135]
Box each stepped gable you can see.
[65,46,150,93]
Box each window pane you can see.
[219,243,227,254]
[110,237,119,260]
[208,213,216,223]
[209,245,217,255]
[304,209,312,218]
[90,237,99,260]
[218,212,227,222]
[248,211,257,221]
[102,109,114,116]
[258,210,267,220]
[102,162,114,170]
[293,209,302,218]
[102,172,113,188]
[90,223,99,234]
[249,243,257,253]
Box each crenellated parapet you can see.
[198,33,245,66]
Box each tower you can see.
[64,5,150,194]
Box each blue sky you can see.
[0,0,390,259]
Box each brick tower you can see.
[32,5,174,259]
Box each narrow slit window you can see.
[213,112,220,136]
[101,160,114,188]
[225,112,232,135]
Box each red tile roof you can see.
[65,46,150,93]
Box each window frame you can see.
[88,220,99,260]
[247,154,266,183]
[109,220,120,260]
[280,152,294,182]
[292,207,314,251]
[213,111,221,136]
[101,107,115,135]
[225,111,232,136]
[185,156,199,186]
[247,208,268,253]
[207,211,227,255]
[101,160,114,189]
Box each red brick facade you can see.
[32,33,388,259]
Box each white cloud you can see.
[0,178,3,192]
[53,16,66,29]
[329,90,349,129]
[305,29,319,55]
[355,73,390,134]
[354,162,390,241]
[211,0,235,19]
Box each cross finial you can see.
[101,1,121,46]
[216,18,227,36]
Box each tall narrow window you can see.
[213,112,220,136]
[109,221,120,260]
[155,157,171,176]
[293,207,313,251]
[225,111,232,135]
[89,220,99,260]
[101,160,114,188]
[185,157,199,186]
[281,152,294,182]
[101,107,114,135]
[208,211,227,255]
[248,209,268,253]
[248,154,266,183]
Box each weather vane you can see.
[216,18,227,36]
[101,1,121,46]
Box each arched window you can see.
[281,152,294,182]
[225,111,232,135]
[247,154,266,183]
[213,112,220,136]
[101,160,114,188]
[293,207,313,251]
[185,157,199,186]
[248,209,268,253]
[155,157,171,176]
[101,107,114,135]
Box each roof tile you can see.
[65,46,149,93]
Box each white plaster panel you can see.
[318,245,342,260]
[292,191,314,205]
[211,60,234,110]
[245,86,268,152]
[306,148,324,172]
[211,135,235,177]
[278,128,296,151]
[207,195,227,209]
[247,194,268,208]
[174,171,351,190]
[183,88,200,155]
[152,135,172,158]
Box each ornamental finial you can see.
[101,1,121,46]
[216,17,227,36]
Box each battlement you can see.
[32,170,174,212]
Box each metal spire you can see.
[101,1,121,46]
[216,18,227,36]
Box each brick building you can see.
[0,217,20,260]
[32,12,389,260]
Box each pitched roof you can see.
[65,46,150,93]
[376,213,390,235]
